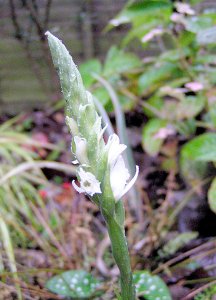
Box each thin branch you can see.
[44,0,52,29]
[25,0,45,41]
[8,0,52,98]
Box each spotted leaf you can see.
[46,270,103,299]
[133,271,172,300]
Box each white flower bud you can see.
[73,136,88,165]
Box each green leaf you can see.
[122,20,159,46]
[208,177,216,213]
[181,133,216,162]
[175,119,196,137]
[103,46,141,77]
[180,156,208,185]
[118,93,134,111]
[142,118,167,156]
[176,95,205,120]
[208,102,216,127]
[190,0,202,4]
[179,134,216,184]
[159,48,192,63]
[93,87,110,107]
[178,31,196,47]
[196,53,216,64]
[197,26,216,45]
[138,63,181,95]
[143,96,164,117]
[121,1,172,22]
[79,59,102,88]
[185,16,215,34]
[133,271,172,300]
[46,270,103,299]
[109,1,172,45]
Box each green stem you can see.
[104,201,135,300]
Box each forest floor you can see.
[1,108,216,300]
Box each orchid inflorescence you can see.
[72,132,139,202]
[46,32,138,205]
[46,31,138,299]
[67,95,139,203]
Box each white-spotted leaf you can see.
[46,270,103,299]
[133,271,172,300]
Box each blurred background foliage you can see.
[1,0,216,299]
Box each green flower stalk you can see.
[46,32,139,300]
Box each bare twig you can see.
[44,0,53,28]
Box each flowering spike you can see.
[47,32,138,299]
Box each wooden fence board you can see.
[0,0,126,112]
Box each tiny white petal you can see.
[117,165,139,200]
[110,155,130,200]
[110,19,121,26]
[170,12,185,24]
[99,123,108,141]
[153,126,175,139]
[109,16,129,26]
[142,28,163,43]
[107,134,127,165]
[175,2,195,15]
[72,159,79,164]
[72,180,85,193]
[185,81,203,92]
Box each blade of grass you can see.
[0,161,76,185]
[0,114,24,132]
[0,215,22,300]
[29,202,69,260]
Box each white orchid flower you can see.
[72,168,101,196]
[73,136,88,165]
[107,134,139,201]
